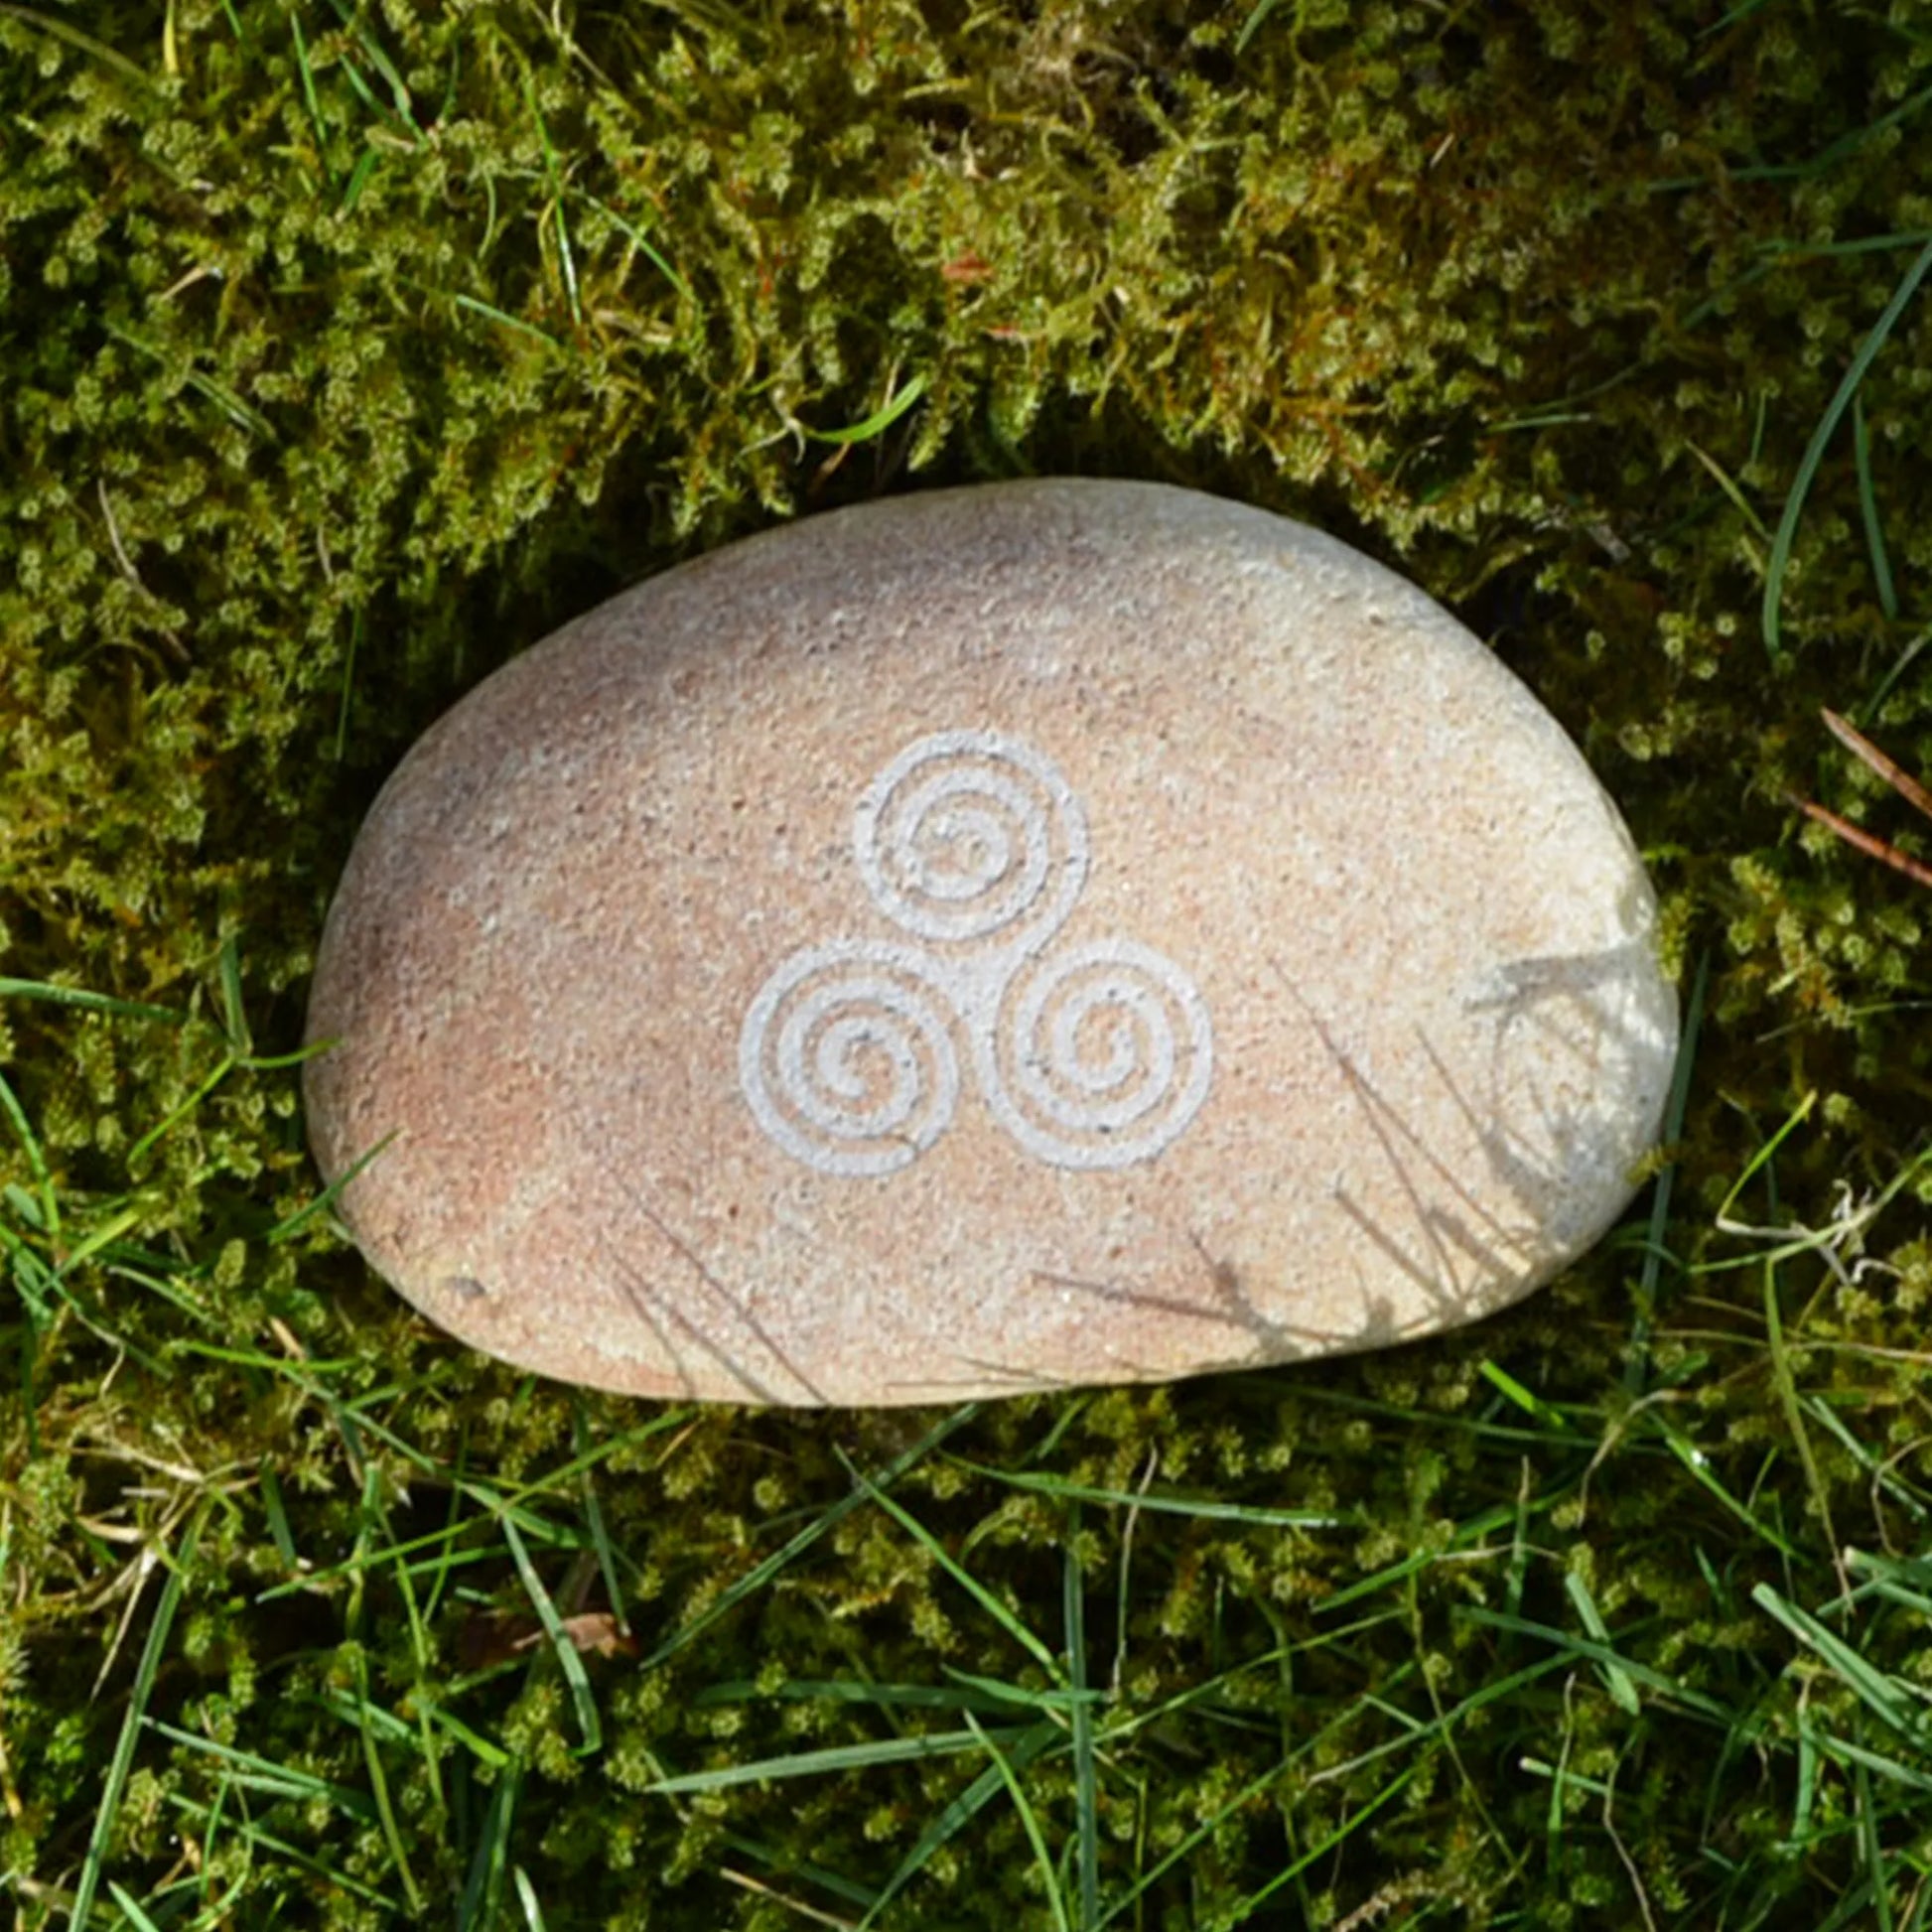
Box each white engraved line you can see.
[741,730,1213,1174]
[738,940,961,1178]
[985,939,1214,1170]
[854,728,1088,944]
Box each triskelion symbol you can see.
[739,730,1214,1175]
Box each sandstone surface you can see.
[305,480,1678,1405]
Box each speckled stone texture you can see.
[305,480,1678,1406]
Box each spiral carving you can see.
[854,730,1087,943]
[986,940,1214,1170]
[742,731,1213,1175]
[738,942,960,1176]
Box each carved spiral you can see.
[986,939,1214,1170]
[853,730,1088,944]
[738,942,961,1177]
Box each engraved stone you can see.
[304,480,1678,1405]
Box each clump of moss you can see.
[6,2,1932,1927]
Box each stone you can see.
[304,480,1678,1406]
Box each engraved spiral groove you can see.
[738,942,960,1176]
[855,730,1088,942]
[987,940,1214,1169]
[742,731,1214,1175]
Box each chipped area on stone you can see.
[304,479,1679,1407]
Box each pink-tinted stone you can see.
[304,480,1677,1405]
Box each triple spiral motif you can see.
[739,730,1213,1175]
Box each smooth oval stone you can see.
[305,481,1677,1406]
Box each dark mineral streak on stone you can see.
[304,479,1679,1406]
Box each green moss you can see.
[7,0,1932,1926]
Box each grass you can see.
[6,0,1932,1926]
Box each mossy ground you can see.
[6,1,1932,1926]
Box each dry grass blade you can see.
[1793,799,1932,891]
[1794,710,1932,889]
[1820,708,1932,820]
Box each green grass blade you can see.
[215,933,250,1055]
[1063,1517,1098,1931]
[1563,1572,1640,1716]
[1233,0,1286,55]
[573,1399,628,1637]
[449,289,566,351]
[1762,231,1932,659]
[0,4,159,88]
[1625,946,1708,1392]
[340,145,380,212]
[577,191,693,304]
[1763,1258,1838,1579]
[513,1864,551,1932]
[428,1701,513,1768]
[839,1448,1063,1684]
[1685,437,1771,542]
[0,978,186,1025]
[640,1404,978,1669]
[1751,1584,1927,1742]
[809,369,929,446]
[1458,1609,1731,1723]
[350,1649,426,1910]
[458,1759,521,1930]
[1852,392,1898,620]
[325,0,420,134]
[953,1459,1347,1527]
[164,1790,399,1910]
[1806,1728,1932,1796]
[1311,1500,1531,1613]
[1479,1360,1571,1431]
[501,1515,601,1752]
[289,8,334,190]
[522,69,581,327]
[107,1878,166,1930]
[127,1053,235,1166]
[1858,623,1932,723]
[1856,1760,1895,1932]
[1216,1763,1422,1924]
[56,1207,144,1280]
[1846,1548,1932,1608]
[696,1670,1075,1717]
[1710,1090,1818,1233]
[646,1724,1036,1795]
[0,1065,59,1241]
[857,1723,1058,1929]
[265,1129,397,1242]
[938,1666,1101,1715]
[70,1505,206,1931]
[257,1459,298,1568]
[144,1718,378,1815]
[1641,1414,1803,1558]
[963,1713,1072,1932]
